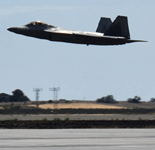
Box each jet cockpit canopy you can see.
[25,21,55,28]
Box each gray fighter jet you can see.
[7,15,146,46]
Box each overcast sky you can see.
[0,0,154,101]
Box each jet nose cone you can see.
[7,27,19,33]
[7,27,14,32]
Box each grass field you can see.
[29,103,126,109]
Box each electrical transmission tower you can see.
[33,88,42,108]
[49,87,60,110]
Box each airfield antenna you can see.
[49,87,60,110]
[33,88,42,108]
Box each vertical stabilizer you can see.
[104,16,130,39]
[96,17,112,33]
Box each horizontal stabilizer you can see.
[104,16,130,39]
[96,17,112,33]
[126,39,148,43]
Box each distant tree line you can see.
[0,89,30,103]
[96,95,117,103]
[150,98,155,102]
[96,95,155,103]
[127,96,141,103]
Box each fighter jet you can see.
[7,15,146,46]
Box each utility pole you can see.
[33,88,42,108]
[49,87,60,110]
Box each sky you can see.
[0,0,154,101]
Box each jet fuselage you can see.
[7,16,146,46]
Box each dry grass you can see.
[28,103,126,109]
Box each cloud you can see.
[0,5,88,16]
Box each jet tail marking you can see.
[104,16,130,39]
[96,17,112,33]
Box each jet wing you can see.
[72,32,102,37]
[72,32,125,39]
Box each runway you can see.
[0,129,155,150]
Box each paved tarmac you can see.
[0,114,155,120]
[0,129,155,150]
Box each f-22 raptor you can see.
[7,15,146,46]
